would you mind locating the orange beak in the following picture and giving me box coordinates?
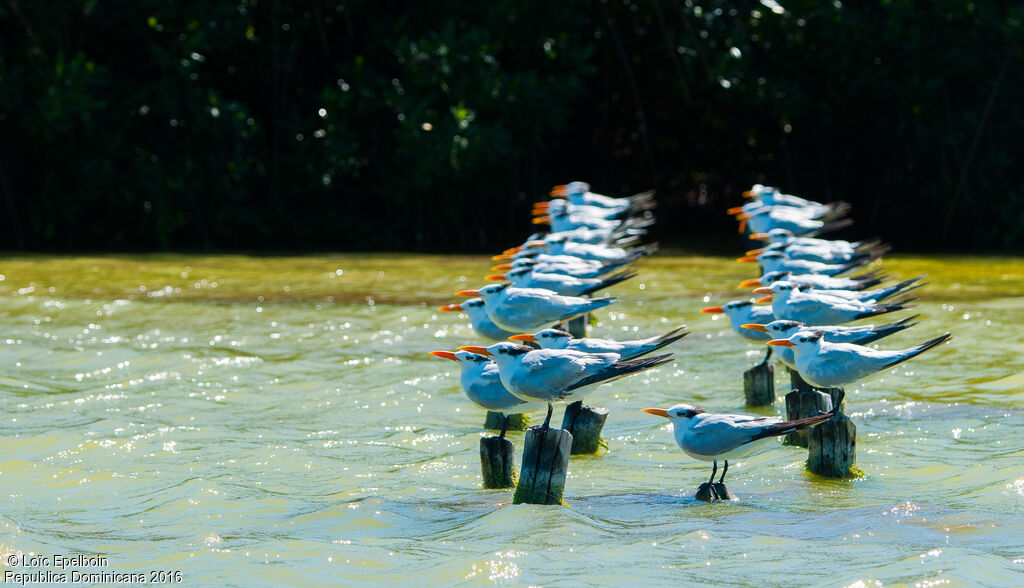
[738,278,763,288]
[736,212,750,221]
[454,290,480,297]
[752,287,773,295]
[749,233,770,241]
[502,247,521,256]
[492,255,512,262]
[742,190,756,199]
[767,339,794,348]
[438,303,463,312]
[745,248,765,256]
[737,255,759,263]
[641,408,671,418]
[740,324,769,333]
[429,351,459,361]
[756,296,773,304]
[525,241,546,248]
[738,219,747,234]
[700,306,724,314]
[508,334,537,342]
[457,345,493,356]
[532,216,550,225]
[726,206,745,216]
[491,264,512,271]
[550,185,568,197]
[484,274,507,281]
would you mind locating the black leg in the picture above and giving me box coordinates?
[758,346,773,366]
[499,413,509,439]
[541,403,553,429]
[718,460,728,484]
[707,459,718,485]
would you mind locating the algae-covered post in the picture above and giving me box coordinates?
[561,400,608,454]
[743,361,775,406]
[480,435,517,489]
[484,411,529,432]
[512,426,573,505]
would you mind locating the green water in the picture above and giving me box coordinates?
[1,253,1023,586]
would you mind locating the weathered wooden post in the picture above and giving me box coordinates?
[807,410,857,478]
[480,436,517,488]
[566,314,588,338]
[561,313,609,455]
[561,401,608,454]
[484,411,530,431]
[512,426,573,505]
[743,362,775,406]
[783,387,832,448]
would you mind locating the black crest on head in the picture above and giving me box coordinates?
[546,329,571,338]
[731,300,753,308]
[809,330,825,342]
[507,344,533,356]
[682,406,706,418]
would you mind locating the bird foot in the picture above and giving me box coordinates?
[695,482,737,502]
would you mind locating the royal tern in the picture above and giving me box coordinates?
[737,209,853,237]
[729,200,848,222]
[738,269,886,292]
[486,266,636,297]
[749,241,891,265]
[551,181,656,211]
[738,250,877,277]
[526,236,658,263]
[438,298,517,341]
[497,258,631,279]
[456,283,617,333]
[742,185,817,208]
[509,325,688,361]
[753,277,924,304]
[642,402,838,487]
[768,330,951,388]
[741,316,920,369]
[701,300,775,364]
[459,342,672,427]
[754,282,915,325]
[429,350,531,437]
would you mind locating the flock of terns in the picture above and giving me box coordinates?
[430,181,951,492]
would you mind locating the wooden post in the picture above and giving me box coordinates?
[743,362,775,406]
[480,436,517,489]
[566,314,588,338]
[783,389,832,447]
[807,411,857,478]
[512,426,573,505]
[561,400,608,454]
[483,411,530,431]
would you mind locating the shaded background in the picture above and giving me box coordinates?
[1,0,1021,253]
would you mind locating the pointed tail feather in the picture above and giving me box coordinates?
[881,333,952,371]
[582,270,637,296]
[749,402,840,441]
[807,218,854,237]
[855,299,917,320]
[874,275,927,302]
[851,314,921,345]
[566,353,673,392]
[622,326,690,360]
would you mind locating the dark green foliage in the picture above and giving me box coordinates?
[0,0,1021,251]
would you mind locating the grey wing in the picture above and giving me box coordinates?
[684,414,781,456]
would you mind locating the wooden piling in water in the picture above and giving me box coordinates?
[561,400,608,454]
[512,426,573,505]
[783,388,832,447]
[483,411,530,431]
[807,410,857,478]
[566,314,588,338]
[743,362,775,406]
[480,436,517,489]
